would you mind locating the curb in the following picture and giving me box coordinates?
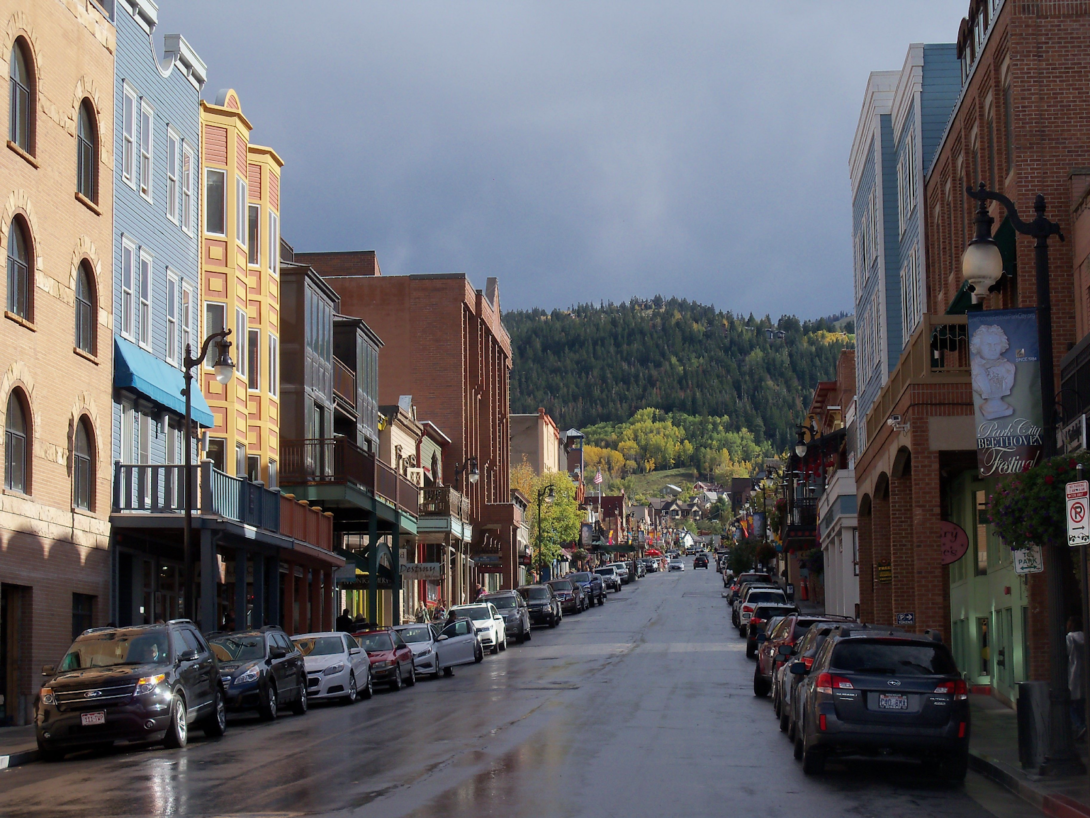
[0,748,39,769]
[970,750,1090,818]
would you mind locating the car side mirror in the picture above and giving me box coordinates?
[777,645,793,656]
[41,664,55,677]
[269,647,287,660]
[437,634,449,642]
[494,615,504,621]
[790,662,808,675]
[177,649,199,663]
[349,647,362,656]
[756,633,768,643]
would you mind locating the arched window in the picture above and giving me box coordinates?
[73,419,92,510]
[9,40,32,152]
[5,390,27,493]
[77,101,96,202]
[6,218,30,320]
[75,262,94,354]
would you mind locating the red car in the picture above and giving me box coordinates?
[753,613,854,698]
[352,627,417,690]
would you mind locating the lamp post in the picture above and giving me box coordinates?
[963,182,1079,776]
[453,456,479,491]
[535,485,555,581]
[182,329,235,624]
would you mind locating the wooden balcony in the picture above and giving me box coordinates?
[420,485,471,520]
[865,314,969,443]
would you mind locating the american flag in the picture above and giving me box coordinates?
[593,469,603,485]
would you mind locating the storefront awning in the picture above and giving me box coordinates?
[114,337,214,427]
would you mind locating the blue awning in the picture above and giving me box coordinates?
[114,337,215,427]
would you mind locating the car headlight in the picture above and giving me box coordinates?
[134,674,166,696]
[373,660,394,669]
[322,663,345,677]
[40,687,55,706]
[234,665,260,685]
[420,648,433,657]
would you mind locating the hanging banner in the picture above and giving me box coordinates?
[752,512,766,540]
[967,308,1044,478]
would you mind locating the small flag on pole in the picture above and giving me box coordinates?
[594,469,603,485]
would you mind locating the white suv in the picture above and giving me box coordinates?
[737,586,787,636]
[449,603,507,654]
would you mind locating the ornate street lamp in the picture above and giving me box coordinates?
[453,456,479,490]
[535,485,555,581]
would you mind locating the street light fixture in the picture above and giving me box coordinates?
[453,456,479,490]
[182,328,234,625]
[535,484,555,581]
[963,182,1077,776]
[962,194,1005,302]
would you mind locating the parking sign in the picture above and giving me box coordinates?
[1067,480,1090,546]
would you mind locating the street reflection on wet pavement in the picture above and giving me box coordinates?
[0,568,1044,817]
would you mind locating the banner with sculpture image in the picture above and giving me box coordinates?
[967,308,1044,477]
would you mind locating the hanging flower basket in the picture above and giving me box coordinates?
[989,452,1090,550]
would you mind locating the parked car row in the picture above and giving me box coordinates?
[740,604,971,781]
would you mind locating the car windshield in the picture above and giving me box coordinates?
[549,581,573,592]
[396,626,433,643]
[593,569,613,576]
[357,633,394,652]
[59,628,171,670]
[522,587,550,600]
[747,592,785,604]
[572,573,593,582]
[755,607,795,619]
[485,596,518,610]
[831,640,959,676]
[209,635,266,663]
[452,605,491,621]
[293,636,344,657]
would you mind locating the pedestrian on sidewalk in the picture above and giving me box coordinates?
[1068,615,1086,742]
[335,608,353,633]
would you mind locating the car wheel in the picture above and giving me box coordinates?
[793,726,804,760]
[524,626,531,642]
[391,663,403,691]
[548,615,557,629]
[203,685,227,737]
[36,740,65,762]
[443,666,455,677]
[406,663,417,686]
[361,671,374,699]
[944,748,969,782]
[344,673,358,704]
[475,644,484,663]
[779,706,790,733]
[499,636,507,652]
[259,683,279,721]
[802,738,826,775]
[745,641,756,659]
[290,682,308,715]
[164,693,188,748]
[753,667,769,698]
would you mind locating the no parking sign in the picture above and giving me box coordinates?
[1067,480,1090,547]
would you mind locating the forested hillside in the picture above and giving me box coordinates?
[506,298,852,453]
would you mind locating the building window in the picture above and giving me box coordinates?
[1004,82,1014,174]
[138,411,150,466]
[205,169,226,235]
[268,211,278,274]
[181,146,194,233]
[181,283,193,358]
[9,40,33,153]
[121,240,135,339]
[138,250,152,349]
[122,87,136,185]
[986,110,996,189]
[5,390,28,493]
[267,459,277,489]
[248,327,260,391]
[139,101,153,200]
[73,418,92,510]
[235,442,246,478]
[166,272,178,365]
[76,101,96,202]
[72,593,94,639]
[204,303,226,369]
[6,217,31,320]
[248,204,260,266]
[235,177,247,247]
[975,489,988,575]
[247,455,260,483]
[121,401,134,462]
[268,334,278,398]
[166,130,179,222]
[235,308,248,380]
[206,438,226,472]
[75,262,94,355]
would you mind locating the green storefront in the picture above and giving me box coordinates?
[946,471,1029,704]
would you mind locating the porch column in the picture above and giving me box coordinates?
[200,529,217,632]
[324,568,334,630]
[392,522,401,626]
[368,511,379,625]
[911,429,949,639]
[283,559,296,635]
[444,535,452,609]
[235,547,248,629]
[872,488,893,626]
[251,552,265,627]
[890,473,915,632]
[310,567,322,632]
[265,555,280,628]
[857,508,874,623]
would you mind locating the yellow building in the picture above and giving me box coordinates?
[199,89,282,484]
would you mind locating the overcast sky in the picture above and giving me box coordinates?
[157,1,967,319]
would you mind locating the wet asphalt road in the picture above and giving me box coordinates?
[0,562,1044,818]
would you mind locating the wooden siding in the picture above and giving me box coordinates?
[204,125,227,165]
[235,134,247,175]
[269,171,280,210]
[248,163,262,199]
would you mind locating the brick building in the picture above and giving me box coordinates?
[0,0,115,725]
[294,251,520,595]
[855,0,1090,702]
[511,408,560,475]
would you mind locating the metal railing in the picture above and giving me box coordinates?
[788,497,818,528]
[280,438,420,516]
[333,357,356,413]
[420,486,471,520]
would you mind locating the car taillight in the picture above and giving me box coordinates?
[742,604,753,613]
[816,672,853,694]
[802,657,814,670]
[935,679,969,701]
[750,617,764,626]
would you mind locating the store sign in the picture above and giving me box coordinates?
[967,309,1044,478]
[1067,481,1090,547]
[1013,544,1044,574]
[399,562,443,579]
[876,561,892,584]
[940,521,970,565]
[1061,414,1088,455]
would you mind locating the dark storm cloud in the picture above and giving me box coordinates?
[156,1,966,318]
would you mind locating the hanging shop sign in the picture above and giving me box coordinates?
[400,562,443,580]
[1013,544,1044,574]
[940,521,970,565]
[967,309,1044,478]
[876,561,893,584]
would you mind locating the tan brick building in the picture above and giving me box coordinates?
[0,0,115,725]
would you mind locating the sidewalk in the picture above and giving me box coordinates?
[0,724,38,769]
[969,694,1090,818]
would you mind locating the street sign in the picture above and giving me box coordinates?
[1013,545,1044,574]
[896,612,915,626]
[1067,480,1090,546]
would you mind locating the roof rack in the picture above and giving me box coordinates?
[167,619,195,625]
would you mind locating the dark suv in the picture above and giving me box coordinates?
[518,584,562,627]
[209,628,308,720]
[568,572,606,607]
[480,591,532,643]
[792,626,969,779]
[693,554,709,569]
[36,620,227,760]
[547,578,587,614]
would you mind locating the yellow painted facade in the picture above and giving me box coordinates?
[199,90,283,483]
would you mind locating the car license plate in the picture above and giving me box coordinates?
[81,711,106,726]
[879,693,908,711]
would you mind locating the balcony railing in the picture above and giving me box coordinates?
[280,494,334,552]
[280,438,420,517]
[788,497,818,528]
[333,357,356,414]
[865,314,969,444]
[420,485,471,520]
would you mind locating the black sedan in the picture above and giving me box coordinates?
[518,584,562,627]
[209,628,309,720]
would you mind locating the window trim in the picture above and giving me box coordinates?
[235,307,248,380]
[204,302,226,370]
[122,84,137,187]
[181,144,194,234]
[165,127,179,224]
[76,100,97,204]
[137,248,152,351]
[139,100,154,202]
[6,215,32,322]
[120,238,135,341]
[248,326,260,392]
[181,281,193,361]
[73,417,93,511]
[4,388,29,494]
[248,203,260,267]
[204,168,226,236]
[268,333,279,398]
[235,176,247,249]
[75,261,95,356]
[268,210,279,275]
[165,270,178,366]
[9,38,35,155]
